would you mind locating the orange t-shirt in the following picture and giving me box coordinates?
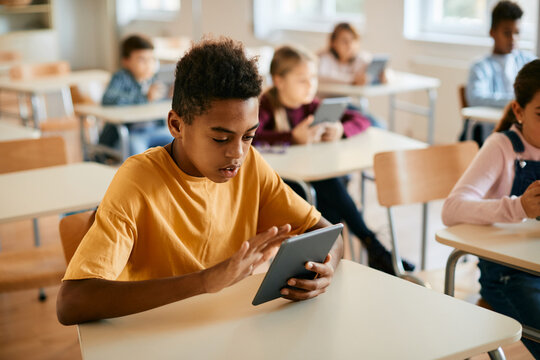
[64,146,320,281]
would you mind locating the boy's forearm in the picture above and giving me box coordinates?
[57,271,207,325]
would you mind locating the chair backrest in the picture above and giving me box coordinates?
[458,85,468,109]
[0,50,21,62]
[373,141,478,207]
[9,61,71,80]
[0,136,67,174]
[59,211,96,264]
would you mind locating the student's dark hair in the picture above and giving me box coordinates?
[329,22,360,61]
[121,35,154,59]
[491,1,523,30]
[495,59,540,132]
[172,37,262,124]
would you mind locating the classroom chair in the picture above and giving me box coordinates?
[0,137,69,301]
[373,141,478,284]
[0,50,21,62]
[59,210,95,264]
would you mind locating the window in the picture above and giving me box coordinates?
[254,0,364,39]
[404,0,538,48]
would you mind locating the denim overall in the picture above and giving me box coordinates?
[478,130,540,358]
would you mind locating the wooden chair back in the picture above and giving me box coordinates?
[374,141,478,207]
[458,85,468,109]
[59,211,96,264]
[9,61,70,80]
[0,136,67,174]
[0,50,21,62]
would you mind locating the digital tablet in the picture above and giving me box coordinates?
[365,55,389,85]
[311,97,350,126]
[252,223,344,306]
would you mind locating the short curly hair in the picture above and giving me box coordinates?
[172,37,262,124]
[491,1,523,30]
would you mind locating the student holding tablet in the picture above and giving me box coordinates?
[318,22,387,86]
[256,45,415,275]
[56,38,343,325]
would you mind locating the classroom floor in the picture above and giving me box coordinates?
[0,119,534,360]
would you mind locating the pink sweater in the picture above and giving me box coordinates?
[442,125,540,226]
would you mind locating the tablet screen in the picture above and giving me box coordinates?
[252,223,343,306]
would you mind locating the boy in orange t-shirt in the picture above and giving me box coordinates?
[57,38,343,325]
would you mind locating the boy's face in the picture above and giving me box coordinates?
[169,98,259,183]
[122,49,157,82]
[490,20,520,55]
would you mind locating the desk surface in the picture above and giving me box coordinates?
[78,260,521,360]
[0,121,40,141]
[0,162,116,223]
[436,220,540,275]
[318,71,440,97]
[461,107,503,124]
[75,101,171,124]
[0,70,110,94]
[261,127,426,182]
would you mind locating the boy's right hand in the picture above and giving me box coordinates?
[521,180,540,218]
[201,224,292,293]
[291,115,325,144]
[147,82,166,102]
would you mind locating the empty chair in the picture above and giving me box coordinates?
[59,210,96,264]
[373,141,478,284]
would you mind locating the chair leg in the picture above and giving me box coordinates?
[487,347,506,360]
[33,218,47,301]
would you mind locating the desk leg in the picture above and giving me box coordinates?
[421,203,428,270]
[443,248,466,296]
[116,124,130,161]
[427,88,437,145]
[29,93,45,129]
[17,93,30,127]
[78,114,89,161]
[388,94,396,132]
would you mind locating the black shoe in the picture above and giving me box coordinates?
[365,238,416,275]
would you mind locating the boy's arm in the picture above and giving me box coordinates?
[280,216,344,301]
[57,225,292,325]
[102,71,148,106]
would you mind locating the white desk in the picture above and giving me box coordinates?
[436,220,540,343]
[0,121,40,141]
[78,260,521,360]
[0,162,116,224]
[461,106,503,124]
[0,70,111,127]
[75,101,171,161]
[318,71,440,144]
[261,127,426,204]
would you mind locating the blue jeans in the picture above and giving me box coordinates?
[129,125,173,156]
[478,260,540,358]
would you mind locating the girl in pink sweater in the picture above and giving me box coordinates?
[442,59,540,358]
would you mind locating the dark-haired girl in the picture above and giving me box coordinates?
[443,59,540,358]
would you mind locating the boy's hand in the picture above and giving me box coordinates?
[201,224,292,293]
[520,180,540,218]
[321,122,344,142]
[292,115,325,144]
[147,82,166,102]
[280,254,334,301]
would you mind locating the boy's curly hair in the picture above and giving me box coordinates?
[172,37,262,124]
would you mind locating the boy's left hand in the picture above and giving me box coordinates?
[321,122,344,142]
[280,254,334,301]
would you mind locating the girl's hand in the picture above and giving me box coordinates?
[321,122,344,142]
[291,115,325,144]
[353,71,367,86]
[379,69,388,84]
[520,180,540,218]
[201,225,292,293]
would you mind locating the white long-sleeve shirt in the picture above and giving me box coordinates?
[442,125,539,226]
